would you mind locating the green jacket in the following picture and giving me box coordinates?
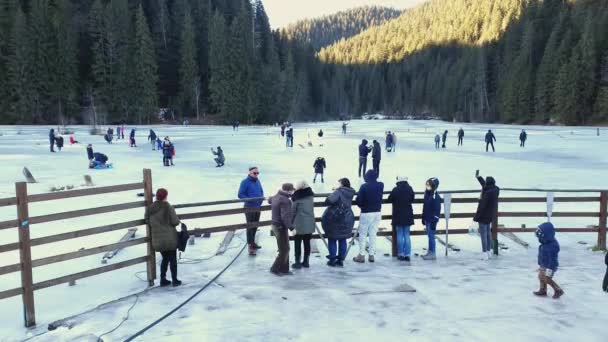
[291,188,316,235]
[145,201,180,252]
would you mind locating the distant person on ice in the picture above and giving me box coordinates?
[322,178,355,267]
[317,129,324,146]
[148,129,157,150]
[238,167,264,255]
[422,178,441,260]
[520,129,527,147]
[69,136,78,145]
[313,156,326,183]
[442,130,448,148]
[434,133,440,150]
[353,170,384,264]
[291,180,315,269]
[372,140,381,176]
[89,152,110,169]
[387,176,415,262]
[268,183,294,276]
[146,188,181,287]
[55,135,64,152]
[391,132,397,151]
[458,128,464,146]
[86,144,94,161]
[534,222,564,299]
[107,127,113,142]
[162,137,174,166]
[49,128,55,152]
[286,127,294,147]
[342,122,348,134]
[386,131,394,152]
[129,128,137,147]
[156,137,162,151]
[358,139,372,177]
[211,146,225,167]
[485,129,496,152]
[474,170,499,260]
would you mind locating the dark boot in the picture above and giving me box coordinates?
[292,254,302,269]
[160,279,171,287]
[336,258,344,267]
[327,258,337,267]
[302,255,310,268]
[172,279,182,287]
[248,244,257,256]
[552,288,564,299]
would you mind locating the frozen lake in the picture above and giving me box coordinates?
[0,120,607,341]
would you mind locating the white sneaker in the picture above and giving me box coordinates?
[481,252,489,261]
[487,251,493,259]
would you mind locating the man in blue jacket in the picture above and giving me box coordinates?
[422,178,442,260]
[238,167,265,255]
[534,222,564,299]
[353,170,384,263]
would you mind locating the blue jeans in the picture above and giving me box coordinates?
[426,223,436,253]
[328,238,347,260]
[395,225,411,257]
[479,223,492,252]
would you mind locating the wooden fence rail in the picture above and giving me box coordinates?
[0,169,605,329]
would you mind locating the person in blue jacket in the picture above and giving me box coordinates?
[534,222,564,299]
[421,177,441,260]
[238,167,265,255]
[353,170,384,263]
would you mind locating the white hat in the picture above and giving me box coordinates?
[295,180,309,190]
[396,176,408,183]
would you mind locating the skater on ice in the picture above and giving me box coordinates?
[353,170,384,264]
[55,135,64,152]
[534,222,564,299]
[211,146,225,167]
[268,183,295,276]
[148,129,157,150]
[372,140,382,176]
[421,178,441,260]
[313,156,326,183]
[286,127,294,147]
[434,133,440,150]
[442,130,448,148]
[322,178,355,267]
[129,128,137,147]
[156,137,162,151]
[473,170,499,260]
[49,128,56,152]
[146,188,182,287]
[238,167,264,255]
[291,180,315,269]
[106,127,113,142]
[358,139,372,177]
[162,137,174,166]
[385,131,394,152]
[86,144,94,161]
[520,129,527,147]
[342,122,348,134]
[485,129,496,152]
[387,176,415,262]
[458,128,464,146]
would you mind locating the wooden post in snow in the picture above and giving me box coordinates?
[16,182,36,327]
[143,169,156,286]
[598,191,607,250]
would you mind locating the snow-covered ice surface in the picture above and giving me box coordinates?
[1,121,607,341]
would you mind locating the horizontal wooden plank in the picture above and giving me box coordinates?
[32,256,148,291]
[0,219,18,230]
[27,182,144,203]
[0,242,20,254]
[29,201,145,225]
[31,237,147,268]
[30,219,146,247]
[498,228,598,233]
[0,263,21,276]
[0,196,17,208]
[293,229,471,240]
[497,212,599,218]
[0,287,23,300]
[178,206,271,220]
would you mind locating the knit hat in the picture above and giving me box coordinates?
[396,176,408,183]
[295,180,309,190]
[156,188,168,202]
[282,183,295,192]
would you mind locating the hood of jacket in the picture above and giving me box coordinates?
[426,177,439,192]
[337,186,356,200]
[361,139,368,145]
[536,222,556,244]
[485,177,496,187]
[292,187,314,201]
[364,170,379,183]
[148,201,170,216]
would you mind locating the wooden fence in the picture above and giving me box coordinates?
[0,168,606,328]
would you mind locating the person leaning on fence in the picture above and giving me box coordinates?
[353,170,384,264]
[422,178,441,260]
[322,178,356,267]
[387,176,415,262]
[534,222,564,299]
[238,166,264,255]
[291,180,315,269]
[603,252,608,292]
[474,170,500,260]
[268,183,295,276]
[145,188,182,287]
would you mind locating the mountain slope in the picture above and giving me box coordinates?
[281,6,402,51]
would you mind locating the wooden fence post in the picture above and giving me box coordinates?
[16,182,35,327]
[598,191,607,250]
[143,169,156,286]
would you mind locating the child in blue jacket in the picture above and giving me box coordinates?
[534,222,564,299]
[421,177,441,260]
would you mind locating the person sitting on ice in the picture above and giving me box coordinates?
[534,222,564,299]
[211,146,225,167]
[313,157,326,183]
[89,152,111,169]
[69,136,79,145]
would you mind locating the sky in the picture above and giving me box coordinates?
[263,0,429,28]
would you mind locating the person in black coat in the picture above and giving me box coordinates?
[55,135,64,152]
[442,130,448,148]
[49,129,55,152]
[129,129,136,147]
[474,170,500,259]
[485,130,496,152]
[371,140,381,176]
[458,128,464,146]
[520,130,527,147]
[358,139,372,177]
[313,157,326,183]
[148,130,158,150]
[162,137,174,166]
[86,144,94,161]
[387,176,415,261]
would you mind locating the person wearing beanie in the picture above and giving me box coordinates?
[387,176,415,261]
[238,167,265,255]
[353,170,384,263]
[474,170,500,260]
[313,157,326,183]
[145,188,182,287]
[291,180,315,269]
[421,177,442,260]
[268,183,295,276]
